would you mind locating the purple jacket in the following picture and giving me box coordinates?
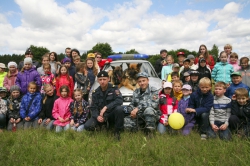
[15,67,41,95]
[177,97,195,125]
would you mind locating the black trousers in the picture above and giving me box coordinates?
[85,106,124,131]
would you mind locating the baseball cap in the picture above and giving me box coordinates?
[177,52,185,56]
[187,54,195,59]
[190,70,199,76]
[172,63,180,68]
[163,82,172,88]
[183,58,191,63]
[182,84,192,90]
[0,63,7,69]
[137,72,149,79]
[87,53,95,58]
[199,58,206,63]
[183,72,190,77]
[231,72,241,77]
[160,49,167,54]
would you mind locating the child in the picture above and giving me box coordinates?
[0,87,8,132]
[73,56,81,66]
[86,58,98,87]
[211,51,234,84]
[187,77,213,140]
[49,52,61,75]
[207,82,232,140]
[62,57,76,83]
[161,55,174,81]
[177,52,185,67]
[197,58,211,80]
[40,64,56,94]
[225,72,249,98]
[224,44,233,61]
[38,84,58,130]
[187,54,198,70]
[238,57,250,87]
[157,82,178,134]
[52,85,73,132]
[6,85,23,131]
[183,72,190,84]
[20,82,42,129]
[15,57,41,95]
[166,63,180,82]
[0,63,7,87]
[229,52,240,71]
[56,65,74,97]
[3,61,18,91]
[173,80,183,101]
[180,58,191,81]
[37,54,56,75]
[170,72,180,82]
[74,62,90,101]
[188,70,200,92]
[70,89,89,132]
[229,88,250,137]
[177,84,194,135]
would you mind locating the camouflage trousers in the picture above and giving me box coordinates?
[124,107,158,131]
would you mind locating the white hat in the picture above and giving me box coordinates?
[182,84,192,90]
[0,63,6,68]
[8,61,17,68]
[24,57,32,65]
[163,82,172,88]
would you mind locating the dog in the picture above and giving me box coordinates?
[108,64,123,87]
[121,63,142,90]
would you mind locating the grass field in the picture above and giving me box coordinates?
[1,129,250,166]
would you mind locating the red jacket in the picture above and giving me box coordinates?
[159,91,178,124]
[56,75,74,97]
[194,55,215,70]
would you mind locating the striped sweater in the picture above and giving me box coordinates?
[209,95,231,125]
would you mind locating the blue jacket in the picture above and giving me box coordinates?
[211,62,234,84]
[20,92,42,120]
[188,89,214,116]
[15,67,41,95]
[225,82,250,98]
[178,97,195,125]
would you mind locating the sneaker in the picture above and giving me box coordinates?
[201,134,207,140]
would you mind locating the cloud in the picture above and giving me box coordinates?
[0,0,249,57]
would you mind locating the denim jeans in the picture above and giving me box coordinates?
[195,112,209,134]
[23,120,39,129]
[7,120,23,131]
[55,124,70,133]
[71,124,85,132]
[40,119,54,130]
[0,113,6,129]
[207,121,232,140]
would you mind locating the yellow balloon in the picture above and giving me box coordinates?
[168,113,185,129]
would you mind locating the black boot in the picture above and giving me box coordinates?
[114,131,121,141]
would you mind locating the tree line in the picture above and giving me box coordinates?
[0,43,219,66]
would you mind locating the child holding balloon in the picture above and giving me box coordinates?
[157,82,178,134]
[177,84,195,135]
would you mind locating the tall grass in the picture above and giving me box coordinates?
[1,129,250,166]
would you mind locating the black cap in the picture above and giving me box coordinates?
[97,71,109,78]
[25,48,32,55]
[160,49,167,54]
[190,70,199,76]
[199,58,206,63]
[183,58,191,63]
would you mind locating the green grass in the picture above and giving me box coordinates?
[1,129,250,166]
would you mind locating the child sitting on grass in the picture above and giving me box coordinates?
[7,85,23,131]
[52,85,73,132]
[186,77,213,140]
[0,87,8,132]
[229,88,250,137]
[208,82,232,140]
[177,84,195,135]
[158,82,178,134]
[70,89,89,132]
[20,82,42,129]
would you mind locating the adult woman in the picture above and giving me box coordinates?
[49,52,61,75]
[194,44,215,70]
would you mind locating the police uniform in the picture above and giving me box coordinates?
[124,72,160,131]
[84,71,124,133]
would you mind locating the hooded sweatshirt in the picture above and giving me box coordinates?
[197,59,211,80]
[3,70,18,91]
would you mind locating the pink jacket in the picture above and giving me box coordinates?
[3,71,18,90]
[52,97,73,126]
[229,62,241,72]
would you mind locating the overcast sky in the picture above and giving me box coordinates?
[0,0,250,57]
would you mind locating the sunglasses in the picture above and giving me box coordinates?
[96,56,102,58]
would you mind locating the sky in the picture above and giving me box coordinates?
[0,0,250,57]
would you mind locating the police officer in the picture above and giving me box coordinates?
[124,72,160,134]
[18,48,40,71]
[84,71,124,140]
